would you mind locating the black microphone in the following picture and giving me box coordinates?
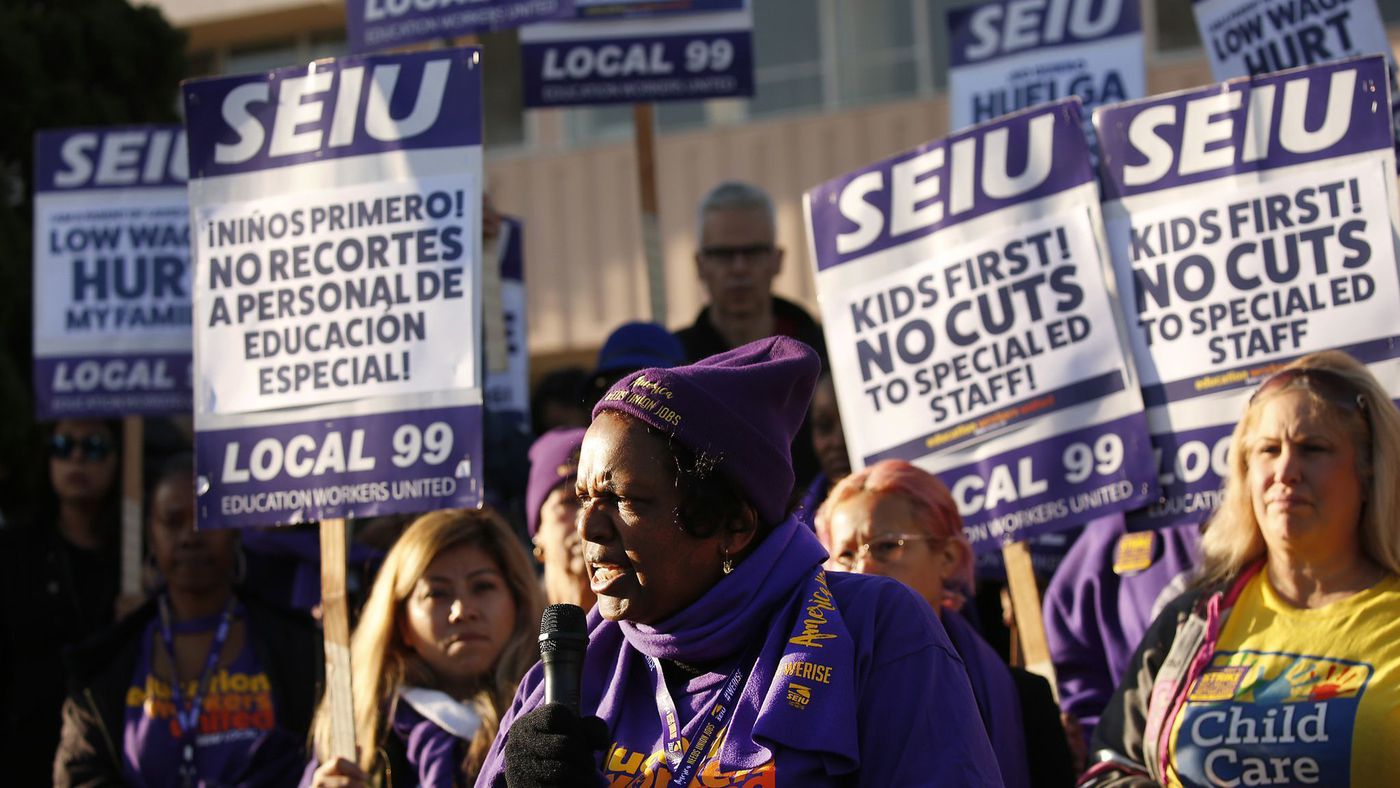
[539,603,588,713]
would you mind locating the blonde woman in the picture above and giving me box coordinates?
[1085,350,1400,786]
[306,508,543,787]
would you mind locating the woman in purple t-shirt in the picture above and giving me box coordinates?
[306,508,543,787]
[55,454,320,787]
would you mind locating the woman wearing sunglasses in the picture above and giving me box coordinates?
[1084,350,1400,787]
[0,419,123,784]
[817,459,1075,788]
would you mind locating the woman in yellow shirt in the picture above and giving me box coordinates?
[1084,350,1400,787]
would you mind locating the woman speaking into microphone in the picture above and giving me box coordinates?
[476,337,1001,786]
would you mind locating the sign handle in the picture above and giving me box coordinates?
[1001,540,1059,702]
[120,416,144,596]
[633,102,667,325]
[320,517,357,761]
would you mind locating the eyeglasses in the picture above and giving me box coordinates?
[1250,367,1369,418]
[831,533,940,571]
[698,244,776,264]
[49,433,113,462]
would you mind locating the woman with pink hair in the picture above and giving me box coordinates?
[817,459,1074,788]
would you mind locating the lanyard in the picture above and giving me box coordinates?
[157,594,236,788]
[644,653,750,788]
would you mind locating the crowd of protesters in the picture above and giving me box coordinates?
[2,180,1397,786]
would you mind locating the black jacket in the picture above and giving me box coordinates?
[0,523,119,786]
[54,590,322,787]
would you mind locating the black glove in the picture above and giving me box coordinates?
[503,703,609,787]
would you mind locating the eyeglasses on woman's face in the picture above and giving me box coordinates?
[831,533,940,571]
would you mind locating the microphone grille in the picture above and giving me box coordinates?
[538,603,587,654]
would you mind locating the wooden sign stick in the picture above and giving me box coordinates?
[120,415,144,596]
[1002,539,1059,702]
[320,517,357,761]
[633,102,667,325]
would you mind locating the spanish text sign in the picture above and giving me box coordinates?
[32,125,193,420]
[805,100,1156,552]
[947,0,1145,132]
[345,0,573,55]
[1094,56,1400,526]
[1193,0,1400,167]
[183,48,486,528]
[519,0,753,107]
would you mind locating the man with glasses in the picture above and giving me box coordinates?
[678,181,827,490]
[678,181,825,362]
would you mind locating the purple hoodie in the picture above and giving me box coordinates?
[1042,514,1202,737]
[475,515,1002,786]
[943,611,1030,788]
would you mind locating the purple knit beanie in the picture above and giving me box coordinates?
[525,427,586,538]
[591,336,820,525]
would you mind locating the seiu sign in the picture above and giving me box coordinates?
[35,127,187,192]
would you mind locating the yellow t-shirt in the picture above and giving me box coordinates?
[1167,571,1400,787]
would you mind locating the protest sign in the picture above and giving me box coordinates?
[519,0,753,107]
[183,47,486,529]
[32,126,192,420]
[1095,56,1400,528]
[805,99,1156,553]
[346,0,572,54]
[483,216,530,423]
[947,0,1145,146]
[1194,0,1400,165]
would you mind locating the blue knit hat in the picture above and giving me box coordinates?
[525,427,586,537]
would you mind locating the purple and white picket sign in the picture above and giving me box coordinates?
[182,47,486,528]
[32,125,193,420]
[483,216,530,424]
[804,99,1156,553]
[1094,56,1400,529]
[519,0,753,107]
[947,0,1144,140]
[573,0,742,19]
[346,0,573,55]
[1193,0,1400,169]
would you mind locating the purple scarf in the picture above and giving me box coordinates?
[520,515,863,772]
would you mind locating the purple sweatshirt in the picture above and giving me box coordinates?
[475,515,1002,786]
[298,694,473,787]
[122,612,284,787]
[943,611,1030,788]
[1041,514,1201,736]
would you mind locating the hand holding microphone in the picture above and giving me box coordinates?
[504,604,607,787]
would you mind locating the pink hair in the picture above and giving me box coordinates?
[815,459,974,603]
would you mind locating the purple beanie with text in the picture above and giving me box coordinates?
[525,427,586,538]
[591,336,820,525]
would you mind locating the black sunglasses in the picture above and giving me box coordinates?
[49,433,114,462]
[1250,367,1369,418]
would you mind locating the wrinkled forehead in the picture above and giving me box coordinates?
[54,419,112,439]
[578,412,674,486]
[1247,386,1362,439]
[700,204,775,243]
[828,491,921,542]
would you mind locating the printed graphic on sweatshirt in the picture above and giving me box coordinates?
[603,731,775,787]
[126,668,276,746]
[1174,649,1369,787]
